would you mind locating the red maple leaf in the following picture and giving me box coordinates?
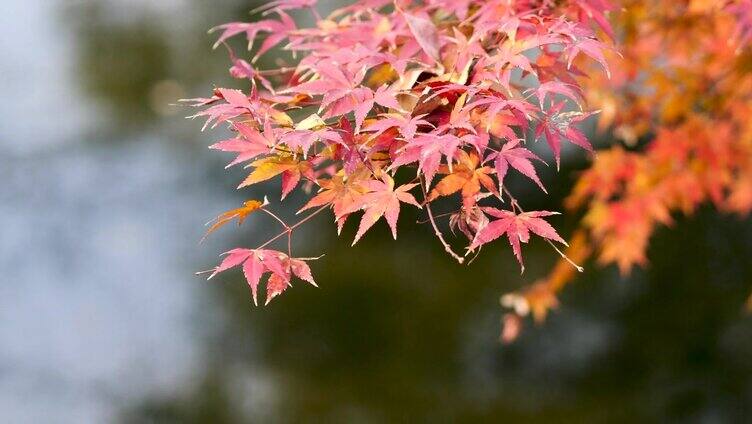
[535,101,595,167]
[469,209,566,272]
[492,140,547,193]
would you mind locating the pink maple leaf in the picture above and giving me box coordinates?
[208,248,317,305]
[343,175,421,245]
[492,140,547,193]
[469,209,566,272]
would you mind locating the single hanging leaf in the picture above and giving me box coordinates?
[202,199,266,241]
[469,209,566,272]
[207,248,319,306]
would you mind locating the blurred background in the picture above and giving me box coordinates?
[2,0,752,422]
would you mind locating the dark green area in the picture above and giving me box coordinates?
[123,208,752,423]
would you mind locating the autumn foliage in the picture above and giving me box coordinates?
[502,0,752,338]
[188,0,752,334]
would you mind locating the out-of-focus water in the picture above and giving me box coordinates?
[2,1,752,423]
[0,1,237,422]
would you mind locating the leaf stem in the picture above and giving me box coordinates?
[545,239,584,273]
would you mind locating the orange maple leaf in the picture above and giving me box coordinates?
[427,150,497,209]
[238,155,297,187]
[298,169,371,233]
[239,155,312,199]
[202,199,266,241]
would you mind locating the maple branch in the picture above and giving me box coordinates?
[260,208,290,230]
[420,176,465,264]
[260,208,294,259]
[256,206,328,251]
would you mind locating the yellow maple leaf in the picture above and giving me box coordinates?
[202,199,266,241]
[239,156,301,188]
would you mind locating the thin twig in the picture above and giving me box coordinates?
[420,176,465,264]
[256,206,328,251]
[416,210,456,224]
[260,208,293,260]
[260,208,290,230]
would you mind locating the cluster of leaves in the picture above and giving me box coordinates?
[502,0,752,340]
[189,0,613,304]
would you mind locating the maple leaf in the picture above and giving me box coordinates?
[492,140,547,193]
[298,170,370,233]
[239,155,313,197]
[208,248,254,280]
[449,205,489,241]
[352,85,404,130]
[535,101,595,167]
[401,10,441,64]
[391,132,464,186]
[210,20,277,50]
[571,0,616,39]
[469,209,566,272]
[253,11,296,61]
[342,174,421,245]
[202,199,266,241]
[209,248,317,305]
[427,151,498,210]
[210,121,274,168]
[529,81,582,108]
[253,0,317,15]
[465,93,533,139]
[557,22,612,78]
[186,88,251,130]
[223,45,275,91]
[287,64,368,121]
[331,117,366,174]
[280,116,343,157]
[280,162,314,200]
[446,27,486,72]
[362,113,432,141]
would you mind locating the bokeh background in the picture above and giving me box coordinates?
[2,1,752,422]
